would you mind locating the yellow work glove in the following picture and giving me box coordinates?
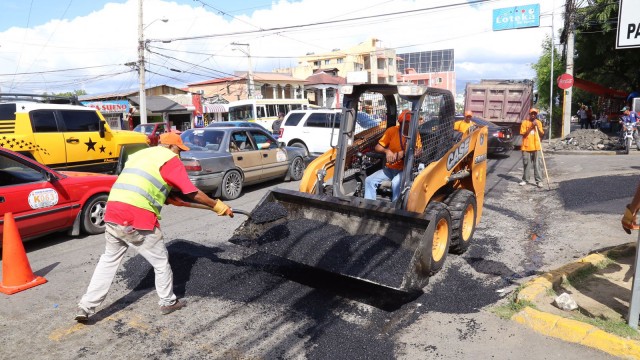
[212,200,232,217]
[622,205,639,234]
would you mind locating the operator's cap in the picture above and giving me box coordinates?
[621,106,630,112]
[464,110,473,118]
[529,108,539,114]
[398,109,412,122]
[160,132,190,151]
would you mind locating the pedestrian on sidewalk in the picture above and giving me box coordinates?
[272,112,284,135]
[75,132,233,322]
[519,108,544,188]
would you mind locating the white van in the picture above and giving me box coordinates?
[279,109,382,157]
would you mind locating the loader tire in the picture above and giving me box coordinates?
[424,202,451,276]
[445,189,477,255]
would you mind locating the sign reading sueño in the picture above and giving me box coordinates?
[557,73,574,90]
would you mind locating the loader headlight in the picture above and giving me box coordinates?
[398,84,425,96]
[339,85,353,95]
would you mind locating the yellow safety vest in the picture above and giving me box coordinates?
[108,146,177,219]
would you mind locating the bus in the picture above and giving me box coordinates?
[227,98,310,129]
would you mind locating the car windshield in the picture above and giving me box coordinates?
[133,124,155,135]
[181,129,225,151]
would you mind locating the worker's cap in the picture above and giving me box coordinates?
[529,108,539,114]
[621,106,630,112]
[398,109,412,122]
[464,110,473,118]
[159,132,190,151]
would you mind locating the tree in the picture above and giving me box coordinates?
[49,90,87,98]
[532,36,565,138]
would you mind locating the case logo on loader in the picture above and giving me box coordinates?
[447,137,470,171]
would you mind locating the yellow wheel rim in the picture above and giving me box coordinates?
[461,203,475,242]
[432,218,449,262]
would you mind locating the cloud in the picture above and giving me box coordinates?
[0,0,558,94]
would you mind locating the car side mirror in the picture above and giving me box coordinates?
[41,169,53,182]
[99,120,106,138]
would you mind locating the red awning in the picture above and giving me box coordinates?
[573,77,627,99]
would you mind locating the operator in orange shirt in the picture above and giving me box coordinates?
[519,108,544,188]
[455,110,476,134]
[364,109,422,202]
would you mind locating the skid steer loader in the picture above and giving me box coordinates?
[231,84,488,293]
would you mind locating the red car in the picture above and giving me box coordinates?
[0,148,117,242]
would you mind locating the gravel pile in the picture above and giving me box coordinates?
[251,218,414,288]
[548,129,622,151]
[250,201,288,224]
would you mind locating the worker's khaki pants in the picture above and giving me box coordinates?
[78,223,177,314]
[521,150,542,184]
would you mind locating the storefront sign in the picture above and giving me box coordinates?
[81,100,129,114]
[492,4,540,31]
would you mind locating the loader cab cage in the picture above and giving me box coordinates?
[0,93,82,105]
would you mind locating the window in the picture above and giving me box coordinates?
[337,58,344,64]
[229,105,253,121]
[230,131,254,151]
[59,110,101,132]
[313,61,320,67]
[305,113,330,128]
[266,104,278,117]
[31,110,58,132]
[388,58,394,66]
[283,112,305,126]
[250,130,277,149]
[0,153,46,186]
[256,106,266,118]
[0,104,16,121]
[324,59,330,65]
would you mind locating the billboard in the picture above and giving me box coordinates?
[493,4,540,31]
[617,0,640,49]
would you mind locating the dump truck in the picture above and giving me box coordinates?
[464,79,534,147]
[231,84,488,293]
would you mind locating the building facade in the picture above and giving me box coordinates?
[396,49,456,97]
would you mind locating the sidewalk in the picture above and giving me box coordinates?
[510,241,640,359]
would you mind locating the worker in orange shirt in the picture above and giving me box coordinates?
[519,108,544,188]
[455,110,476,134]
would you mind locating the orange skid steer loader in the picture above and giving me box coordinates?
[231,84,488,293]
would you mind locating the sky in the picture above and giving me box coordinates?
[0,0,564,95]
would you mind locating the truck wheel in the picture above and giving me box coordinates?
[288,157,305,181]
[221,170,243,200]
[423,202,451,276]
[445,189,477,254]
[81,194,108,234]
[290,142,309,157]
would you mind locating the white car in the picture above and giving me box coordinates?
[278,109,381,156]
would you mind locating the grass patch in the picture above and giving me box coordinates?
[573,309,639,339]
[492,285,537,319]
[565,257,615,287]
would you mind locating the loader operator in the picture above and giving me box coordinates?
[455,111,476,134]
[364,109,421,202]
[75,132,233,322]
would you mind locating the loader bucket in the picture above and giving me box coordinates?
[230,188,437,293]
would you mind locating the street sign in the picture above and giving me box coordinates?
[492,4,540,31]
[557,73,574,90]
[617,0,640,49]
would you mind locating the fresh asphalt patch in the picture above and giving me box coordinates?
[558,174,639,214]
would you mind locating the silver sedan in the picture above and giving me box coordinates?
[179,126,306,200]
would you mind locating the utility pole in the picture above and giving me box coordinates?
[231,42,254,99]
[138,0,147,124]
[561,0,576,137]
[549,3,555,142]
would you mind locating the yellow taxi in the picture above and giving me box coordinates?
[0,94,148,173]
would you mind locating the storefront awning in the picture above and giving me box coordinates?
[128,95,188,112]
[204,104,228,113]
[573,77,627,99]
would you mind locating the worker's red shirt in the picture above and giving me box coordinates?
[104,156,199,230]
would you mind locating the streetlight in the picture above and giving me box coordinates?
[138,0,168,124]
[231,42,255,99]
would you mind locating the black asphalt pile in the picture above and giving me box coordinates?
[250,201,288,224]
[548,129,621,151]
[251,218,414,289]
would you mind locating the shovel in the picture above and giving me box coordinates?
[167,196,251,219]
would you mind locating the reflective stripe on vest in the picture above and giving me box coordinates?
[107,146,177,218]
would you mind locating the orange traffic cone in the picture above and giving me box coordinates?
[0,213,47,295]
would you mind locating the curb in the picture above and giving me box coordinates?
[511,248,640,359]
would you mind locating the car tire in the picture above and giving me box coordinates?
[81,194,108,235]
[221,170,243,200]
[444,189,477,254]
[290,142,309,157]
[288,157,305,181]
